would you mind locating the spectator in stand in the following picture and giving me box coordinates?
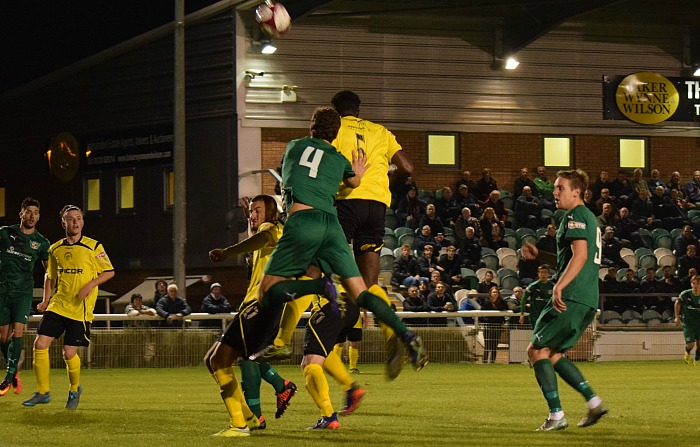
[533,166,555,210]
[674,225,699,257]
[514,167,539,200]
[600,266,620,294]
[601,226,628,269]
[681,267,698,290]
[418,204,445,236]
[435,187,460,226]
[685,171,700,209]
[476,270,498,296]
[391,244,422,288]
[592,170,614,201]
[678,245,700,279]
[480,286,507,363]
[438,245,462,287]
[479,207,504,250]
[125,293,157,328]
[670,189,690,224]
[156,284,192,328]
[515,186,542,231]
[401,285,428,326]
[536,223,557,254]
[630,168,649,199]
[426,282,457,326]
[416,244,440,281]
[418,279,430,301]
[597,203,619,230]
[669,172,689,205]
[584,189,599,215]
[395,185,425,229]
[456,170,478,196]
[612,268,639,313]
[453,207,481,242]
[595,188,618,216]
[615,207,646,250]
[482,190,509,228]
[434,231,453,250]
[648,169,669,196]
[427,270,448,295]
[390,175,417,209]
[651,185,681,230]
[639,267,662,311]
[414,225,440,255]
[659,265,683,312]
[504,286,523,313]
[200,282,233,329]
[152,279,168,307]
[631,188,659,230]
[455,184,482,217]
[476,168,498,202]
[459,227,482,270]
[489,225,509,251]
[611,171,634,209]
[618,269,640,294]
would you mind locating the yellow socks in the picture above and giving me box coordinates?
[349,346,359,370]
[304,363,333,416]
[274,294,314,347]
[213,367,247,428]
[33,348,50,394]
[64,354,81,392]
[323,351,354,391]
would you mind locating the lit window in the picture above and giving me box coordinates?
[619,138,647,169]
[118,174,134,211]
[427,133,459,167]
[86,178,101,212]
[543,136,572,168]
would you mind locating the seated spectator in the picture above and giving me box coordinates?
[601,226,629,269]
[595,188,618,216]
[476,270,498,301]
[658,265,682,312]
[459,227,482,270]
[618,268,640,293]
[475,168,498,202]
[418,203,445,237]
[611,170,634,209]
[674,225,699,257]
[631,188,655,225]
[648,169,669,196]
[630,168,649,199]
[592,170,613,201]
[651,185,682,230]
[428,270,449,294]
[458,289,481,324]
[125,293,157,328]
[455,184,482,217]
[489,224,509,251]
[151,279,168,307]
[482,190,509,228]
[686,170,700,209]
[584,189,598,215]
[479,207,505,250]
[453,207,481,242]
[434,231,453,250]
[392,243,422,288]
[438,245,462,287]
[156,284,192,328]
[435,186,460,226]
[416,244,440,282]
[612,268,640,313]
[390,174,417,210]
[395,185,425,229]
[504,286,523,313]
[418,279,431,301]
[401,285,428,325]
[597,202,619,230]
[639,267,660,293]
[200,282,232,329]
[414,225,440,255]
[533,166,555,210]
[426,281,457,325]
[616,207,646,249]
[480,286,507,363]
[536,223,557,254]
[681,268,698,290]
[600,266,620,294]
[514,186,542,231]
[455,170,478,196]
[670,189,690,224]
[669,172,689,205]
[677,244,700,279]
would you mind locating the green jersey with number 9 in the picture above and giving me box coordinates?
[556,204,601,308]
[281,137,355,215]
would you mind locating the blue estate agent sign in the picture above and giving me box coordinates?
[603,71,700,125]
[81,126,174,169]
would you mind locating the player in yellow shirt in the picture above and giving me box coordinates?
[205,195,296,437]
[23,205,115,410]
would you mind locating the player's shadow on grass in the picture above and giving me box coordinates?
[18,409,97,426]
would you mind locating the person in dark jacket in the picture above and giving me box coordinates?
[392,244,422,288]
[200,282,232,328]
[156,284,192,328]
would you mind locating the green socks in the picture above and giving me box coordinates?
[259,362,285,393]
[239,360,262,417]
[553,357,596,401]
[6,337,22,378]
[533,359,562,413]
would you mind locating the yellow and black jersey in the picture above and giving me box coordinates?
[241,221,283,306]
[333,116,402,206]
[46,235,114,322]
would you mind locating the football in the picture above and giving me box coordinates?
[255,0,291,37]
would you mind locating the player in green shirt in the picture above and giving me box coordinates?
[256,107,427,377]
[0,198,50,396]
[519,264,554,326]
[674,275,700,365]
[521,169,607,431]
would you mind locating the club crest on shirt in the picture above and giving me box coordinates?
[567,221,586,230]
[31,241,39,249]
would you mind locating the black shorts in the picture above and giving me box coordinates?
[37,311,91,347]
[219,301,282,357]
[336,199,386,256]
[304,299,360,357]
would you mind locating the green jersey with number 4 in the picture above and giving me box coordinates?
[556,204,601,309]
[281,136,355,215]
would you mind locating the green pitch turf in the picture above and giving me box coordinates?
[0,360,695,447]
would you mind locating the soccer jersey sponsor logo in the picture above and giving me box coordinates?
[95,251,106,259]
[242,305,259,319]
[58,268,84,274]
[567,221,586,230]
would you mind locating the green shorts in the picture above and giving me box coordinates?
[531,300,596,352]
[264,209,361,279]
[682,323,700,343]
[0,287,33,326]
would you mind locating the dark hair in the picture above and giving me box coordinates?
[21,197,40,210]
[310,107,340,141]
[251,194,279,223]
[155,280,168,290]
[330,90,360,117]
[130,293,143,304]
[60,204,83,218]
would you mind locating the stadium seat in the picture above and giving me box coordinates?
[380,247,393,257]
[620,247,634,258]
[500,254,519,270]
[652,228,672,249]
[460,268,479,289]
[496,267,517,281]
[600,310,623,325]
[393,247,403,259]
[434,189,443,200]
[443,227,455,240]
[481,253,499,271]
[519,234,537,247]
[380,254,394,271]
[540,208,554,222]
[598,267,609,281]
[383,234,398,250]
[638,228,653,249]
[622,254,638,271]
[385,214,399,229]
[654,247,674,261]
[642,309,663,326]
[385,227,395,235]
[688,209,700,220]
[616,267,628,280]
[621,309,643,325]
[515,228,536,240]
[503,232,517,250]
[536,227,547,238]
[394,227,413,239]
[500,275,520,290]
[638,254,657,269]
[398,233,415,248]
[553,209,566,224]
[500,190,513,209]
[670,227,683,241]
[481,247,497,257]
[476,267,499,285]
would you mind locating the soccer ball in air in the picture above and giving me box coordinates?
[255,0,291,37]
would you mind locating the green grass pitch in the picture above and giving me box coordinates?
[0,360,695,447]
